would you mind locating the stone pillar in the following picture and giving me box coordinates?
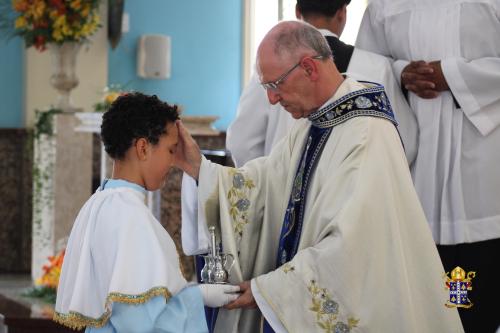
[32,112,93,282]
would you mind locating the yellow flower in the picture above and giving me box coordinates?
[70,0,82,10]
[105,91,121,104]
[53,14,66,28]
[14,16,27,29]
[52,29,63,41]
[61,23,72,36]
[28,0,46,20]
[81,4,90,18]
[49,9,59,20]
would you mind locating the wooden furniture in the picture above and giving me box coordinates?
[0,294,74,333]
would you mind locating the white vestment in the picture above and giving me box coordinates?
[55,184,204,330]
[184,79,463,333]
[356,0,500,244]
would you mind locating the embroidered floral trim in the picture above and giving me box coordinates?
[53,286,172,330]
[308,280,359,333]
[282,263,295,274]
[308,82,396,130]
[226,169,255,238]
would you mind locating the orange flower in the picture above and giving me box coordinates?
[36,249,65,289]
[13,0,29,12]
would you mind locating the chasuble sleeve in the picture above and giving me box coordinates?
[252,117,463,332]
[197,159,277,282]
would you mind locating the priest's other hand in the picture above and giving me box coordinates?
[401,61,440,99]
[174,120,202,180]
[198,283,241,308]
[224,280,257,310]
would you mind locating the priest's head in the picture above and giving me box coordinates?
[101,92,180,191]
[256,21,344,119]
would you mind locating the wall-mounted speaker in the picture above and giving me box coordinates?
[137,34,171,79]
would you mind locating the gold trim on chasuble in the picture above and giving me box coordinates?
[227,169,255,239]
[308,280,359,333]
[53,286,172,330]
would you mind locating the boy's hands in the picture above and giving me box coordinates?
[174,120,202,180]
[198,284,241,308]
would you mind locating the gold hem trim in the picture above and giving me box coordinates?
[53,286,172,330]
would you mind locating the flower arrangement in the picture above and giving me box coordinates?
[4,0,101,51]
[94,84,127,112]
[36,249,65,288]
[23,249,65,303]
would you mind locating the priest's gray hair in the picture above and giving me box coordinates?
[273,21,333,61]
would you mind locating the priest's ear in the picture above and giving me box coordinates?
[301,57,320,81]
[134,138,150,161]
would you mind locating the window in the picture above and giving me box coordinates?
[242,0,367,85]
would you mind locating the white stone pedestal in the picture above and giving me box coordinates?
[31,112,93,282]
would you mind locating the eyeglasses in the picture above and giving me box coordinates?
[261,55,325,91]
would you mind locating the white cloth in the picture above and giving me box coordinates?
[55,187,189,329]
[356,0,500,244]
[184,79,463,333]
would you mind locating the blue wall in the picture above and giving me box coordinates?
[109,0,242,130]
[0,39,23,127]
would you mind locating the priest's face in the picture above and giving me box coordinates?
[257,49,315,119]
[143,122,178,191]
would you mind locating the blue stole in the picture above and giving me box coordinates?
[263,82,397,333]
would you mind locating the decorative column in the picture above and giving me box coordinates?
[31,111,93,282]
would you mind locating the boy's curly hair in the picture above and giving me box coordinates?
[101,92,179,159]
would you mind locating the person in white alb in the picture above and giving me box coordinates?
[176,21,463,333]
[356,1,500,331]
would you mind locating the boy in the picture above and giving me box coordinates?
[54,93,238,332]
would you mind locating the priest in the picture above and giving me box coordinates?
[176,21,463,333]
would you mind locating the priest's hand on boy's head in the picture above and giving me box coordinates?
[174,120,202,180]
[224,280,257,310]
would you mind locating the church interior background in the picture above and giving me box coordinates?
[0,0,366,331]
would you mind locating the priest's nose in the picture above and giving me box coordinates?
[267,89,281,105]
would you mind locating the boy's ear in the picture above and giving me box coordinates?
[135,138,149,161]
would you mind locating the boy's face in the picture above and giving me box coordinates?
[143,122,179,191]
